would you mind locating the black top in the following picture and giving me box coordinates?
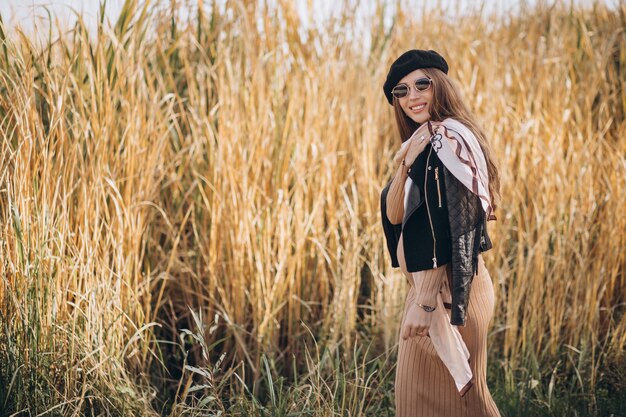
[380,137,494,325]
[381,144,452,272]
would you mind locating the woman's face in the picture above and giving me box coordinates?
[396,69,433,125]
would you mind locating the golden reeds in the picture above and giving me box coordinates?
[0,0,624,414]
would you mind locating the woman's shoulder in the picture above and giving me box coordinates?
[438,118,467,131]
[436,118,481,145]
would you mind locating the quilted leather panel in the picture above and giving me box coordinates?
[443,167,485,326]
[444,167,480,238]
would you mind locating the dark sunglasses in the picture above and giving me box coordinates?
[391,77,432,99]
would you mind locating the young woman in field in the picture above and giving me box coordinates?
[380,49,501,416]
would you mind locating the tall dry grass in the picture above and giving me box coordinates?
[0,0,624,415]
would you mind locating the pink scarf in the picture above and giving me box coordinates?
[428,119,495,220]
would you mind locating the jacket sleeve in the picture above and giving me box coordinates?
[443,166,483,326]
[380,180,402,268]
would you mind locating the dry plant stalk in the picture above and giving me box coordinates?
[0,0,624,412]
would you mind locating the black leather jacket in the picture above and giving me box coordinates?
[380,156,492,326]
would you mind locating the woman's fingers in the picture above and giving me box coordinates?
[401,305,433,340]
[404,326,411,339]
[408,123,431,142]
[402,324,417,340]
[402,324,412,340]
[402,127,432,166]
[404,138,428,166]
[402,323,430,340]
[393,138,413,163]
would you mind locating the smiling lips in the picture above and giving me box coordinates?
[409,103,427,113]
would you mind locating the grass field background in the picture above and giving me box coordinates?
[0,0,625,415]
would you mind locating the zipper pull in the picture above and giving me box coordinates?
[435,167,442,208]
[433,257,438,269]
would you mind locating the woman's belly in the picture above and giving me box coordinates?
[397,231,452,303]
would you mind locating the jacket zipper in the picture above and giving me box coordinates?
[435,167,442,208]
[424,147,438,269]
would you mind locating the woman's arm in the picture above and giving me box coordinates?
[406,266,446,339]
[412,266,445,308]
[386,124,433,224]
[402,266,446,339]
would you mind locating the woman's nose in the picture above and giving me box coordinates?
[408,86,421,99]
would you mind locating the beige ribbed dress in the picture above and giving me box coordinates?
[395,232,501,417]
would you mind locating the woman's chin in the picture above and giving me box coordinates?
[410,115,431,124]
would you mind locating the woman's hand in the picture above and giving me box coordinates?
[403,265,444,341]
[402,302,435,340]
[393,138,412,165]
[393,123,432,167]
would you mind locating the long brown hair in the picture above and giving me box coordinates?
[392,68,501,212]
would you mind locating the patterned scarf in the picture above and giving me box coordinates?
[428,118,495,221]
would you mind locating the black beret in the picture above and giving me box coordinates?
[383,49,449,105]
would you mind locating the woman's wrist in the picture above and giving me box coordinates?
[397,160,410,176]
[411,269,444,307]
[415,302,436,312]
[413,279,441,300]
[414,294,438,309]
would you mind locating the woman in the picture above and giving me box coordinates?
[380,49,501,416]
